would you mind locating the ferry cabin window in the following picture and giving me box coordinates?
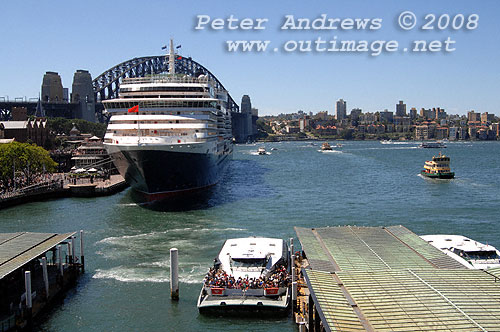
[231,258,267,268]
[466,251,500,260]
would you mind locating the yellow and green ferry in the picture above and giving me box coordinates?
[421,152,455,179]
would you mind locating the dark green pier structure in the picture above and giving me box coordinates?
[294,225,500,331]
[0,232,84,331]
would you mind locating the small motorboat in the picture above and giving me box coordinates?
[321,142,332,151]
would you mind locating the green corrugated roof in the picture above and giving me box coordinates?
[296,226,499,331]
[0,232,75,279]
[305,269,500,332]
[385,225,465,269]
[296,225,466,272]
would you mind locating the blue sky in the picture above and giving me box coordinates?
[1,0,499,116]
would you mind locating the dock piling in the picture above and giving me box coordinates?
[292,281,297,312]
[24,271,33,329]
[24,271,32,309]
[68,241,72,264]
[57,245,63,276]
[80,230,85,272]
[42,257,49,299]
[71,236,76,264]
[170,248,179,300]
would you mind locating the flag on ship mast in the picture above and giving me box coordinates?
[176,45,181,49]
[128,105,139,113]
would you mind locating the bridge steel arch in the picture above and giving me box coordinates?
[92,56,240,112]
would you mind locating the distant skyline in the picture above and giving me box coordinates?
[1,0,499,116]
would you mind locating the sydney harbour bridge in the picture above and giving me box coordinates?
[0,55,240,121]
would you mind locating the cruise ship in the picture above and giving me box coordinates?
[103,41,233,200]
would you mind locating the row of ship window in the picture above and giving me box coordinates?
[107,130,219,137]
[105,101,219,109]
[120,87,207,92]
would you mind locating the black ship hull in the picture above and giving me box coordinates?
[110,148,231,201]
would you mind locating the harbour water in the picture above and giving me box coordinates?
[0,140,499,331]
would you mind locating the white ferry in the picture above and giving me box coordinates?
[421,234,500,269]
[197,237,291,315]
[102,40,232,201]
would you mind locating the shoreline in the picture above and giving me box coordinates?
[0,175,128,210]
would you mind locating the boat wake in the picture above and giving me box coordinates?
[359,146,419,151]
[318,149,342,153]
[98,227,247,245]
[417,173,454,181]
[249,151,271,156]
[116,203,139,207]
[93,263,205,284]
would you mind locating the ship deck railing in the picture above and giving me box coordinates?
[204,286,287,297]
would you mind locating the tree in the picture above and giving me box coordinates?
[47,118,107,137]
[0,142,57,187]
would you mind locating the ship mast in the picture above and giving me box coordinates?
[168,39,175,75]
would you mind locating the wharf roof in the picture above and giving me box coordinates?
[0,232,75,279]
[295,225,500,331]
[305,268,500,332]
[295,225,465,272]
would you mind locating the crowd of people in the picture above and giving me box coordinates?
[0,173,63,199]
[203,264,289,290]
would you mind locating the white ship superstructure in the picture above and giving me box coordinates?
[103,40,232,200]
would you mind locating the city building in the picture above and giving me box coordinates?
[458,127,468,140]
[409,108,418,119]
[336,99,347,121]
[468,110,481,122]
[71,136,108,169]
[315,125,337,135]
[434,108,447,120]
[481,112,495,123]
[360,112,377,125]
[350,108,362,121]
[491,123,500,138]
[394,116,411,132]
[379,110,394,123]
[468,126,478,140]
[415,124,436,140]
[299,117,309,132]
[396,100,406,117]
[0,118,49,147]
[435,127,449,140]
[285,125,300,134]
[449,127,459,140]
[315,111,328,121]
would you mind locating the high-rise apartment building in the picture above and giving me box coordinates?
[396,100,406,117]
[336,99,346,121]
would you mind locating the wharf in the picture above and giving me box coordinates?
[292,225,500,331]
[0,231,84,331]
[0,174,128,209]
[66,174,128,197]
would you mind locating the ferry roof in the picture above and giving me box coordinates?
[421,234,498,252]
[220,237,284,260]
[296,226,500,331]
[0,232,75,279]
